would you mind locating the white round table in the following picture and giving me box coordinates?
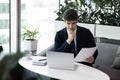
[19,56,110,80]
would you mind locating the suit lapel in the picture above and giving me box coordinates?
[63,28,68,40]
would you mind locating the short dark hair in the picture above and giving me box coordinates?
[63,9,78,21]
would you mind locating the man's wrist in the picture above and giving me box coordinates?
[66,40,71,44]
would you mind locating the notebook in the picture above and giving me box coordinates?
[32,56,47,66]
[32,59,47,66]
[46,51,75,70]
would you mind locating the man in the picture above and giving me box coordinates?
[54,9,98,66]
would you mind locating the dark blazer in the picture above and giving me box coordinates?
[54,26,98,65]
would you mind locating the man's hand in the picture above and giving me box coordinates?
[67,30,76,43]
[86,56,94,64]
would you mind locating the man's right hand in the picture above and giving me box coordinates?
[67,30,76,43]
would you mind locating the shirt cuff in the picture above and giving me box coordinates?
[66,40,71,45]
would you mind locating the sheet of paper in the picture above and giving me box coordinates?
[32,59,47,66]
[32,56,47,66]
[32,56,47,60]
[75,47,97,62]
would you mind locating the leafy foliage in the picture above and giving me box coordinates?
[55,0,120,26]
[56,0,79,21]
[22,26,39,40]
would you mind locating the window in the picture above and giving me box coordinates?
[21,0,58,52]
[0,1,9,53]
[0,3,9,13]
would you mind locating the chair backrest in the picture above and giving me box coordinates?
[39,44,54,56]
[39,42,119,67]
[94,42,119,67]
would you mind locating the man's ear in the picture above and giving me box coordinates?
[76,20,78,22]
[64,20,66,23]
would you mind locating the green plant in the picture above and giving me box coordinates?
[55,0,120,26]
[91,0,120,26]
[55,0,97,24]
[55,0,79,21]
[22,26,39,40]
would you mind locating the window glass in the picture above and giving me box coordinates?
[0,3,9,13]
[0,0,9,53]
[0,20,9,29]
[21,0,58,52]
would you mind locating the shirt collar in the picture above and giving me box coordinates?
[67,26,77,34]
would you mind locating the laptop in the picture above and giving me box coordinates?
[46,51,75,70]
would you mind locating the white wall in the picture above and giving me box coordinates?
[54,20,65,32]
[55,21,95,36]
[96,25,120,40]
[77,23,95,36]
[54,21,120,40]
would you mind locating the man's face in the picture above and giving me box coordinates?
[64,20,78,31]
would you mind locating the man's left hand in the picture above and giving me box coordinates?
[86,56,94,64]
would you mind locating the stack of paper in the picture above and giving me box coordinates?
[32,59,47,66]
[32,56,47,66]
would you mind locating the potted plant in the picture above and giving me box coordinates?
[22,26,39,52]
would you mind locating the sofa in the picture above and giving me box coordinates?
[39,41,120,80]
[94,42,120,80]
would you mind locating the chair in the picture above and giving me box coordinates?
[39,44,54,56]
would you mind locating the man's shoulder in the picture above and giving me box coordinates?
[77,25,90,32]
[57,28,67,33]
[77,25,89,30]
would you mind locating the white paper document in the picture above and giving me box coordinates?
[32,56,47,66]
[75,47,97,62]
[32,59,47,66]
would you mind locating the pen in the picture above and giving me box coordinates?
[38,59,46,61]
